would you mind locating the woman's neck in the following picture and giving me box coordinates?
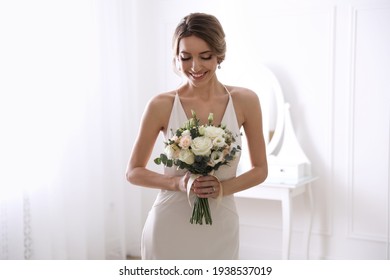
[181,79,225,100]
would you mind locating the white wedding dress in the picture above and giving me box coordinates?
[141,88,242,259]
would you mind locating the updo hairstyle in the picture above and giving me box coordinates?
[172,13,226,65]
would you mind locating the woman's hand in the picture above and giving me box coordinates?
[192,175,222,199]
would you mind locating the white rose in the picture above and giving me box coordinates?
[213,135,226,148]
[190,136,213,156]
[165,144,180,159]
[209,151,224,166]
[181,130,191,137]
[204,126,224,139]
[179,149,195,165]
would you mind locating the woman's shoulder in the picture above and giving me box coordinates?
[146,90,177,111]
[225,85,259,104]
[225,85,261,126]
[149,90,176,104]
[140,91,177,131]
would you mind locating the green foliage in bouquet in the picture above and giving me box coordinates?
[155,110,241,225]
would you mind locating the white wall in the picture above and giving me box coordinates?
[124,0,390,259]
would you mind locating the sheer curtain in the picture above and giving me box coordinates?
[0,0,134,259]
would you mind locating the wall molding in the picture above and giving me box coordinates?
[326,5,337,238]
[0,201,9,260]
[347,4,390,244]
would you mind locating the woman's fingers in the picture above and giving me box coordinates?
[193,176,219,198]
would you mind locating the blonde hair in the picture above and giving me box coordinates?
[172,13,226,64]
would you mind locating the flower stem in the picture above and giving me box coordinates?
[190,197,212,225]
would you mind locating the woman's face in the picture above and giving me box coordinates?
[177,35,219,86]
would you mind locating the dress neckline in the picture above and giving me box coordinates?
[175,85,231,125]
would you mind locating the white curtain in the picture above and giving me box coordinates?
[0,0,134,259]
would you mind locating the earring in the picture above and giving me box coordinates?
[218,64,221,69]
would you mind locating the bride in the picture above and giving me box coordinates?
[126,12,268,259]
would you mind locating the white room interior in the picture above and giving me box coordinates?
[0,0,389,260]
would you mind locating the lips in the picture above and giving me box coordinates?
[190,71,207,80]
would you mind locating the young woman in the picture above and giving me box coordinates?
[126,13,267,259]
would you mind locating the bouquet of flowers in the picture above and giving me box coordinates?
[154,110,240,225]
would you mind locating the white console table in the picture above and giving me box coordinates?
[235,176,318,259]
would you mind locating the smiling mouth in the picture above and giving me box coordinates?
[190,72,207,79]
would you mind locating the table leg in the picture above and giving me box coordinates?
[281,191,292,259]
[302,184,314,259]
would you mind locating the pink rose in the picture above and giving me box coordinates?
[179,135,192,149]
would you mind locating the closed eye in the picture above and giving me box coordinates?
[201,55,213,60]
[180,56,191,61]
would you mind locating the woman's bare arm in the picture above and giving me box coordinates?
[221,87,268,196]
[125,93,186,192]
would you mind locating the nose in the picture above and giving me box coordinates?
[191,58,201,72]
